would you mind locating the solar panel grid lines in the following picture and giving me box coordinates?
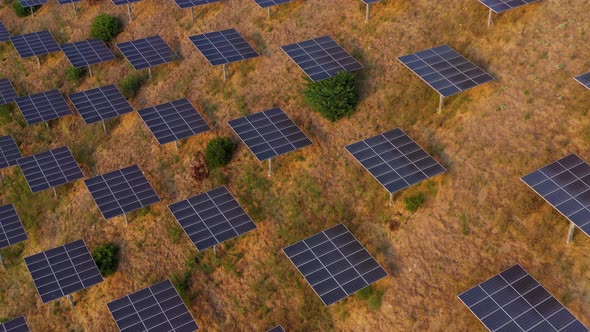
[0,22,10,42]
[107,279,199,332]
[521,154,590,237]
[24,239,104,304]
[228,107,313,162]
[174,0,222,9]
[0,316,30,332]
[361,0,381,3]
[17,146,84,193]
[168,186,257,251]
[14,89,73,126]
[61,39,116,68]
[68,85,134,125]
[574,73,590,90]
[458,264,590,332]
[266,326,285,332]
[116,35,178,70]
[397,45,495,97]
[479,0,542,13]
[10,31,61,59]
[283,224,388,306]
[137,98,211,145]
[57,0,81,3]
[188,28,259,67]
[112,0,142,4]
[253,0,293,9]
[0,135,22,170]
[345,128,446,194]
[0,204,28,250]
[0,79,18,105]
[18,0,47,7]
[281,35,364,82]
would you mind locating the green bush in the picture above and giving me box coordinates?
[404,192,425,212]
[303,71,359,122]
[65,67,84,82]
[13,2,40,17]
[92,243,119,277]
[118,74,143,98]
[205,137,236,170]
[90,14,122,42]
[357,286,385,310]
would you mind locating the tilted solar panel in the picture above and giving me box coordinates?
[0,22,10,42]
[17,146,84,193]
[14,89,72,126]
[189,29,259,66]
[266,326,285,332]
[10,31,60,59]
[61,39,116,68]
[253,0,293,8]
[0,79,17,105]
[0,204,28,250]
[0,135,22,169]
[574,73,590,90]
[69,85,134,124]
[479,0,542,13]
[18,0,47,7]
[174,0,221,9]
[117,36,177,70]
[57,0,82,3]
[112,0,142,4]
[0,316,30,332]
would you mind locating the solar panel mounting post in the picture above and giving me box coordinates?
[0,253,4,269]
[148,67,152,80]
[67,294,74,307]
[36,56,41,68]
[567,221,575,244]
[223,64,227,81]
[487,9,493,27]
[127,3,133,22]
[438,95,444,113]
[268,6,271,18]
[73,3,78,19]
[88,65,93,77]
[213,244,218,256]
[102,120,107,133]
[191,7,195,21]
[268,158,272,177]
[52,187,57,198]
[366,3,370,22]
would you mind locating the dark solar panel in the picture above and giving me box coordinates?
[138,98,210,145]
[0,316,30,332]
[521,154,590,238]
[0,79,17,105]
[459,264,589,332]
[398,45,494,97]
[228,107,312,161]
[345,128,446,194]
[17,146,84,193]
[25,240,103,304]
[253,0,293,8]
[575,73,590,90]
[112,0,142,4]
[84,165,160,220]
[10,31,61,59]
[267,326,285,332]
[57,0,81,3]
[117,36,177,70]
[0,22,10,42]
[283,224,388,306]
[174,0,221,9]
[0,204,28,250]
[479,0,542,13]
[361,0,381,3]
[14,89,72,126]
[69,85,134,125]
[188,28,259,66]
[107,279,199,332]
[18,0,47,7]
[281,36,363,82]
[0,135,22,170]
[168,186,257,251]
[61,39,116,68]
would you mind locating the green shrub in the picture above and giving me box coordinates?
[118,74,143,98]
[90,14,122,42]
[205,137,236,170]
[65,67,84,82]
[13,2,40,17]
[404,192,425,212]
[357,286,385,310]
[92,243,119,277]
[303,71,359,122]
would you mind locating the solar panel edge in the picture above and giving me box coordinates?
[574,74,590,90]
[0,203,28,249]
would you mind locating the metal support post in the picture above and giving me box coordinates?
[213,245,218,256]
[88,66,93,77]
[73,3,77,19]
[148,68,152,80]
[389,192,393,206]
[268,158,272,177]
[267,7,271,18]
[45,122,49,129]
[438,95,444,113]
[124,214,129,224]
[31,6,34,18]
[223,64,227,81]
[67,294,74,307]
[487,9,493,27]
[127,3,133,22]
[191,8,195,21]
[175,141,179,151]
[36,57,41,68]
[102,120,107,133]
[0,254,4,269]
[53,187,57,199]
[566,221,575,244]
[366,3,370,22]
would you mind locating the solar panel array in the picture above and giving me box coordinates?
[361,0,382,3]
[0,79,17,105]
[479,0,542,13]
[69,85,134,125]
[281,36,363,82]
[112,0,142,4]
[253,0,293,8]
[267,326,285,332]
[17,146,84,193]
[169,186,256,251]
[521,154,590,237]
[17,0,47,7]
[61,39,116,68]
[138,98,210,145]
[189,29,259,66]
[575,73,590,90]
[10,31,61,59]
[25,240,104,304]
[107,279,199,332]
[175,0,221,9]
[283,224,388,306]
[0,22,10,42]
[117,36,177,70]
[85,165,160,220]
[459,264,589,332]
[398,45,494,97]
[0,316,30,332]
[0,135,22,169]
[14,89,72,126]
[228,107,312,161]
[57,0,82,4]
[0,204,28,250]
[345,128,446,194]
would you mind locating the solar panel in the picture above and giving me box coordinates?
[138,98,210,145]
[69,85,134,125]
[575,73,590,90]
[188,29,259,66]
[267,326,285,332]
[0,22,10,42]
[112,0,142,4]
[168,186,257,251]
[479,0,542,13]
[459,264,589,332]
[57,0,81,3]
[0,316,30,332]
[228,107,312,161]
[174,0,221,9]
[84,165,160,220]
[18,0,47,7]
[17,146,84,193]
[253,0,293,8]
[345,128,446,194]
[283,224,388,306]
[61,39,116,68]
[0,135,22,169]
[0,204,27,250]
[0,79,17,105]
[281,36,363,82]
[10,31,60,59]
[117,36,177,70]
[398,45,494,97]
[14,89,72,126]
[25,239,103,304]
[521,154,590,238]
[107,279,199,332]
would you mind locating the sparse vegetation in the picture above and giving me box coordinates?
[13,2,40,17]
[357,286,385,311]
[90,14,122,42]
[65,67,84,82]
[205,137,236,170]
[404,192,425,212]
[118,73,143,98]
[303,71,359,122]
[92,243,119,277]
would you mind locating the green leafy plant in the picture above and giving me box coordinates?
[118,74,143,98]
[205,137,236,170]
[357,286,385,310]
[303,71,359,122]
[13,2,40,17]
[65,67,84,82]
[92,243,119,277]
[90,14,122,42]
[404,192,425,212]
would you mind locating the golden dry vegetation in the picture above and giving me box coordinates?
[0,0,589,331]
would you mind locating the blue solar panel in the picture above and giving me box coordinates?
[57,0,81,3]
[112,0,142,4]
[10,31,60,59]
[189,29,259,66]
[0,316,30,332]
[575,73,590,90]
[69,85,134,125]
[0,135,22,169]
[266,326,285,332]
[17,146,84,193]
[0,79,17,105]
[174,0,221,9]
[0,22,10,42]
[18,0,47,7]
[61,39,116,68]
[479,0,542,13]
[0,204,28,250]
[253,0,293,8]
[14,89,72,126]
[117,36,177,70]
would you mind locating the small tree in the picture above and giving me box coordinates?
[303,71,359,122]
[118,74,143,98]
[65,67,85,82]
[404,192,425,212]
[92,243,119,277]
[13,3,40,17]
[90,14,121,42]
[205,137,236,170]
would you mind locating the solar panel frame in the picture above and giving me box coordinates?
[18,0,47,7]
[107,279,199,332]
[574,73,590,90]
[17,146,84,193]
[0,316,30,332]
[0,204,28,250]
[0,135,22,169]
[24,239,104,304]
[137,98,211,145]
[188,28,259,66]
[68,85,134,125]
[0,79,17,105]
[61,39,116,68]
[57,0,81,3]
[112,0,142,4]
[0,22,10,42]
[281,36,364,82]
[228,107,313,161]
[361,0,381,4]
[266,326,285,332]
[168,186,257,252]
[253,0,293,9]
[174,0,222,9]
[10,31,61,59]
[283,224,388,306]
[14,89,73,126]
[397,45,495,97]
[478,0,542,14]
[116,35,178,70]
[345,128,446,194]
[459,264,589,332]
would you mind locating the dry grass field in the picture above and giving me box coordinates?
[0,0,589,331]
